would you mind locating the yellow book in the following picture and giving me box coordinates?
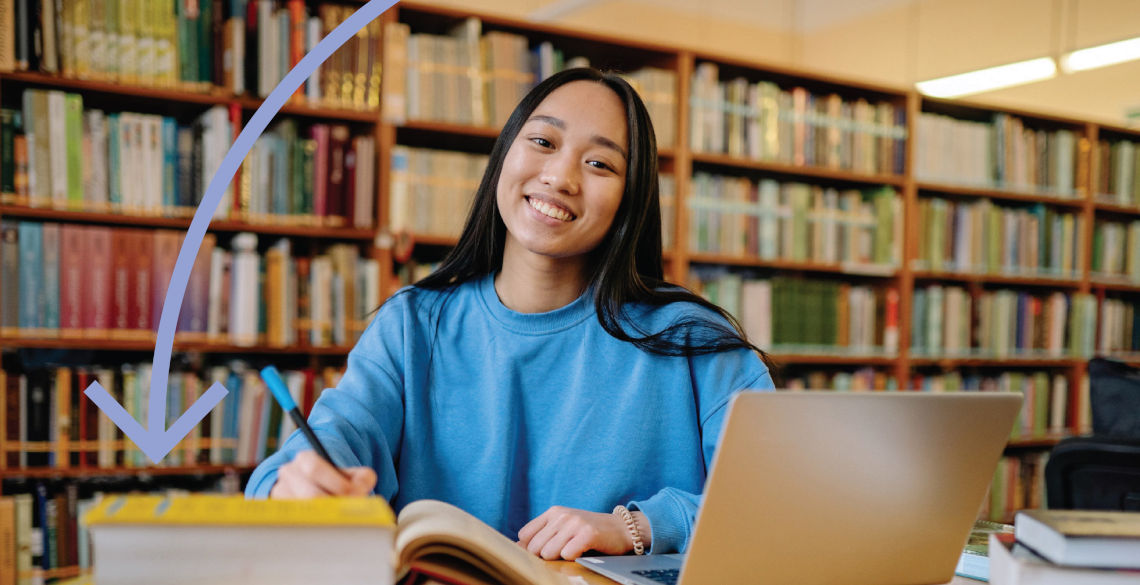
[86,494,569,585]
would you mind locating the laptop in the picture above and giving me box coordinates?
[577,391,1022,585]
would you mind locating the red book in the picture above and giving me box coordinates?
[132,229,155,337]
[229,102,243,216]
[151,230,183,331]
[327,125,350,220]
[110,228,132,337]
[58,225,86,337]
[343,139,357,226]
[83,227,113,338]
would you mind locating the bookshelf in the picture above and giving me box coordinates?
[0,0,1137,570]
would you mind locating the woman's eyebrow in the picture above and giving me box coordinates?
[526,115,628,160]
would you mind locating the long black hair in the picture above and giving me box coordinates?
[416,67,773,368]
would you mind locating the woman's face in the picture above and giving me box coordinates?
[496,81,628,268]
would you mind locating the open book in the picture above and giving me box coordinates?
[396,499,570,585]
[86,494,571,585]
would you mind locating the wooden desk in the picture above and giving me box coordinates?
[544,560,984,584]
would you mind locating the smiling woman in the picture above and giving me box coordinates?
[245,67,776,562]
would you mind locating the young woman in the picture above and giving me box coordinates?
[246,67,775,560]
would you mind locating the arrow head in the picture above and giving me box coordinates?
[85,380,229,464]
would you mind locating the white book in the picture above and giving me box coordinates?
[1049,374,1068,433]
[208,365,228,464]
[229,233,260,346]
[47,91,69,206]
[305,17,321,101]
[1014,510,1140,570]
[84,110,109,210]
[258,0,275,97]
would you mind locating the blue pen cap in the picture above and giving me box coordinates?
[260,366,297,411]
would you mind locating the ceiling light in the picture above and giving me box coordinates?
[1062,36,1140,72]
[915,57,1058,98]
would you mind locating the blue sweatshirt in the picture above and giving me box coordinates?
[246,273,773,553]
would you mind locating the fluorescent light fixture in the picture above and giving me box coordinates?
[1062,36,1140,72]
[916,57,1058,98]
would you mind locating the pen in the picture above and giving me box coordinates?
[260,365,347,476]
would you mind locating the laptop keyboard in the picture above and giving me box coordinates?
[632,569,679,585]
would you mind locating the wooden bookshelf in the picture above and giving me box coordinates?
[690,152,906,187]
[0,206,375,239]
[0,464,256,480]
[1,0,1137,533]
[0,337,353,354]
[917,181,1086,209]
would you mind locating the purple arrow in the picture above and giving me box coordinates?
[85,0,402,464]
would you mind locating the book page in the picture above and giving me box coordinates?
[396,500,570,585]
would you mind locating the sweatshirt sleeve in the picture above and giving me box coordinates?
[628,347,775,554]
[245,295,411,499]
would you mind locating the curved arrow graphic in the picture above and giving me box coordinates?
[84,0,402,464]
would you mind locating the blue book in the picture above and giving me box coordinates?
[40,223,59,332]
[163,117,178,211]
[17,221,42,332]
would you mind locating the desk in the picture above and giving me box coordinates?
[544,560,984,584]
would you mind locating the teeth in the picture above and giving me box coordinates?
[528,197,573,222]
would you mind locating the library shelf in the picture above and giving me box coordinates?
[0,71,231,106]
[770,353,897,366]
[689,253,897,277]
[910,270,1084,288]
[238,95,380,123]
[399,119,502,139]
[0,464,257,481]
[1005,434,1070,449]
[0,337,354,355]
[916,181,1086,209]
[1093,200,1140,217]
[1090,278,1140,292]
[908,357,1085,368]
[0,206,376,240]
[690,152,905,187]
[403,233,460,247]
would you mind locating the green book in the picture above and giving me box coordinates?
[1,109,14,194]
[65,94,85,209]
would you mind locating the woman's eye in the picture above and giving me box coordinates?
[530,137,553,148]
[588,160,614,172]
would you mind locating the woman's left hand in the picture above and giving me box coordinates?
[518,506,639,560]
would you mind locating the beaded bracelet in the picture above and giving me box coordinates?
[613,504,645,555]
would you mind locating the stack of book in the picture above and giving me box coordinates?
[989,509,1140,584]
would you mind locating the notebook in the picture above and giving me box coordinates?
[577,391,1022,585]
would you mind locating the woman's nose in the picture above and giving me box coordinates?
[540,154,580,195]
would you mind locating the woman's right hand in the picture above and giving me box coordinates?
[269,450,378,498]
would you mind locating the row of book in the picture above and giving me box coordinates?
[387,146,487,239]
[1092,138,1140,205]
[248,2,382,108]
[1099,298,1140,356]
[688,270,900,355]
[1091,219,1140,282]
[687,175,899,268]
[911,286,1097,359]
[0,222,379,348]
[915,113,1079,196]
[0,95,375,227]
[0,360,343,471]
[0,0,379,111]
[780,367,897,391]
[1,484,99,583]
[987,452,1049,524]
[689,63,907,175]
[378,18,679,144]
[910,371,1089,436]
[913,197,1085,279]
